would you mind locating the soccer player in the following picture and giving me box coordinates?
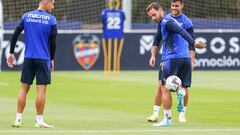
[146,3,204,126]
[101,8,125,40]
[8,0,57,128]
[101,0,125,40]
[170,0,195,123]
[101,0,125,72]
[147,0,196,123]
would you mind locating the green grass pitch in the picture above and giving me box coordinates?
[0,71,240,135]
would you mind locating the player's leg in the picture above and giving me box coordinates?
[178,58,192,122]
[177,87,186,121]
[153,60,172,127]
[17,84,30,113]
[177,87,186,113]
[12,83,31,127]
[147,62,163,122]
[148,63,164,122]
[35,85,54,128]
[147,81,162,122]
[34,59,53,128]
[166,58,187,113]
[183,88,189,113]
[12,58,35,128]
[184,89,189,107]
[153,85,172,127]
[36,85,46,116]
[178,87,188,122]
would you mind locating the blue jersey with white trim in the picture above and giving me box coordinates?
[169,13,193,30]
[19,10,57,60]
[161,14,190,61]
[101,9,125,39]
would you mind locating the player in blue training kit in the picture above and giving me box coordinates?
[101,8,125,39]
[147,0,196,123]
[146,2,205,127]
[7,0,57,128]
[169,0,196,123]
[101,6,125,72]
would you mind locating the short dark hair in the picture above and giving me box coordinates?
[170,0,184,4]
[146,3,162,12]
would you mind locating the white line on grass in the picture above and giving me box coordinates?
[0,82,9,86]
[0,129,240,133]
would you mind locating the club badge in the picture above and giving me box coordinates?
[73,34,100,70]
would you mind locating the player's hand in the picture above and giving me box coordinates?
[7,54,15,68]
[149,56,156,68]
[194,42,206,49]
[51,60,54,71]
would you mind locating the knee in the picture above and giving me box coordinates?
[161,86,170,95]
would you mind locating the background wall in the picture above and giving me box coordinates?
[1,32,239,71]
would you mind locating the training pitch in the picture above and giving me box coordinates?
[0,71,239,135]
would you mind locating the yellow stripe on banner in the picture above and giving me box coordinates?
[102,39,108,72]
[113,38,118,72]
[108,38,112,72]
[117,38,124,72]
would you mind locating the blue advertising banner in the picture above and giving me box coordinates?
[1,32,239,71]
[194,33,240,70]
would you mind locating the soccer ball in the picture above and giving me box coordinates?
[165,75,182,92]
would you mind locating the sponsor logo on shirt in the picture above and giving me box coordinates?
[26,13,50,24]
[27,13,50,20]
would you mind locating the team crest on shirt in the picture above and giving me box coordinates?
[73,34,100,70]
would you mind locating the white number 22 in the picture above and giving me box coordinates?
[107,17,121,30]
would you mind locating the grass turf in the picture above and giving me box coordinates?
[0,71,239,135]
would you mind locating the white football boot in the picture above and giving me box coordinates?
[147,114,158,122]
[35,122,54,128]
[178,112,187,122]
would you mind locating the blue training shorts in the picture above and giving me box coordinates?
[161,58,192,88]
[20,58,51,85]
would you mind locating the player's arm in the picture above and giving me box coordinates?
[186,27,196,69]
[186,27,195,52]
[149,46,158,68]
[7,19,24,68]
[49,24,57,71]
[166,20,195,45]
[149,25,162,67]
[165,20,205,49]
[10,19,24,54]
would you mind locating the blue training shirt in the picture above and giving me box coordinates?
[153,13,194,48]
[101,9,125,39]
[18,10,57,60]
[170,13,195,51]
[161,14,193,61]
[169,13,193,30]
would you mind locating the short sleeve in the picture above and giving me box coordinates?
[184,17,193,29]
[52,16,57,26]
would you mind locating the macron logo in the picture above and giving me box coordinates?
[27,13,50,20]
